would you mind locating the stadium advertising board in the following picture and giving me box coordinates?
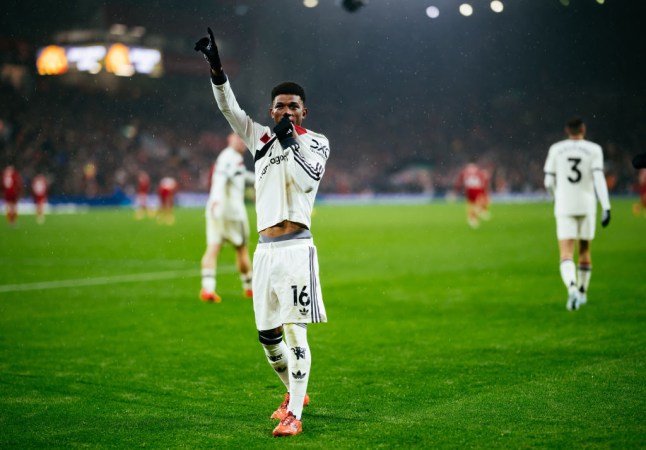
[37,43,163,77]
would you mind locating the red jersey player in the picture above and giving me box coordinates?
[2,165,22,227]
[157,176,178,225]
[31,174,48,224]
[135,170,151,220]
[454,162,491,228]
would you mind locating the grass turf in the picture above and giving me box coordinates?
[0,200,644,448]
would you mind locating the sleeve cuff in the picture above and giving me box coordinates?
[210,71,228,85]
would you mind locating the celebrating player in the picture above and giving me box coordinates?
[200,132,254,303]
[31,173,48,224]
[195,27,330,437]
[2,165,22,227]
[544,117,611,311]
[454,160,490,228]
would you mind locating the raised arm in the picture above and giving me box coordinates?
[194,28,267,154]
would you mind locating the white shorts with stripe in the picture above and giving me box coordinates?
[555,213,596,240]
[206,216,249,247]
[252,237,327,330]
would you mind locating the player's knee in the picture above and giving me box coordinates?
[258,328,283,346]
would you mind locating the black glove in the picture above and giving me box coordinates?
[194,27,222,70]
[273,114,298,149]
[601,209,611,228]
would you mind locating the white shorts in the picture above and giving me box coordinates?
[206,216,249,247]
[252,238,327,331]
[556,214,596,240]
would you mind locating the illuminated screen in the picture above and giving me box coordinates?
[36,43,163,77]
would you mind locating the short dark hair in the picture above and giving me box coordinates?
[566,117,584,134]
[271,82,306,104]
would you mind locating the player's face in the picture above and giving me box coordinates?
[270,94,307,126]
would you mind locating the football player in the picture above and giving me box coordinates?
[196,27,330,437]
[544,118,611,311]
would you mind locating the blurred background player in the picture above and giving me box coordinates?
[544,117,611,311]
[157,176,178,225]
[31,173,48,224]
[200,132,254,303]
[454,160,490,228]
[632,168,646,217]
[135,170,152,220]
[196,27,329,437]
[2,165,22,227]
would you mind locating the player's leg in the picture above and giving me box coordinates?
[232,220,252,298]
[35,200,45,224]
[283,323,310,420]
[272,237,326,436]
[466,200,479,228]
[558,239,579,310]
[234,244,253,298]
[7,201,18,226]
[252,243,294,418]
[556,216,581,310]
[200,243,221,302]
[577,240,592,305]
[259,326,290,392]
[478,192,491,220]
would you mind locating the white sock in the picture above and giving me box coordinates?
[201,268,215,292]
[559,259,577,292]
[240,271,252,291]
[262,340,290,391]
[284,323,310,420]
[578,264,592,293]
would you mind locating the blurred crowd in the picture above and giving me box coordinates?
[1,77,643,201]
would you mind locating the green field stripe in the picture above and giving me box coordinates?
[0,267,235,293]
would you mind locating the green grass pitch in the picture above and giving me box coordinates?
[1,200,644,448]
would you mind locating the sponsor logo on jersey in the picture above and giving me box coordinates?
[258,153,288,181]
[310,138,329,160]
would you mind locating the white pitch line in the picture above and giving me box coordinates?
[0,267,235,293]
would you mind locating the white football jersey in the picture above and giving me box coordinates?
[206,146,250,221]
[212,79,329,232]
[544,139,606,216]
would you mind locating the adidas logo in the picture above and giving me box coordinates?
[276,366,287,373]
[268,354,283,362]
[291,370,307,380]
[299,308,309,316]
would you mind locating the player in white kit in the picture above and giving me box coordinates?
[195,28,329,437]
[544,117,611,311]
[200,132,254,303]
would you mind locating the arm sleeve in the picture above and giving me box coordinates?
[591,146,610,210]
[592,169,611,211]
[543,147,556,195]
[211,79,268,156]
[544,173,556,195]
[286,140,328,193]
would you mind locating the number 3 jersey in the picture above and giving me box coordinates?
[212,79,330,232]
[544,138,607,216]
